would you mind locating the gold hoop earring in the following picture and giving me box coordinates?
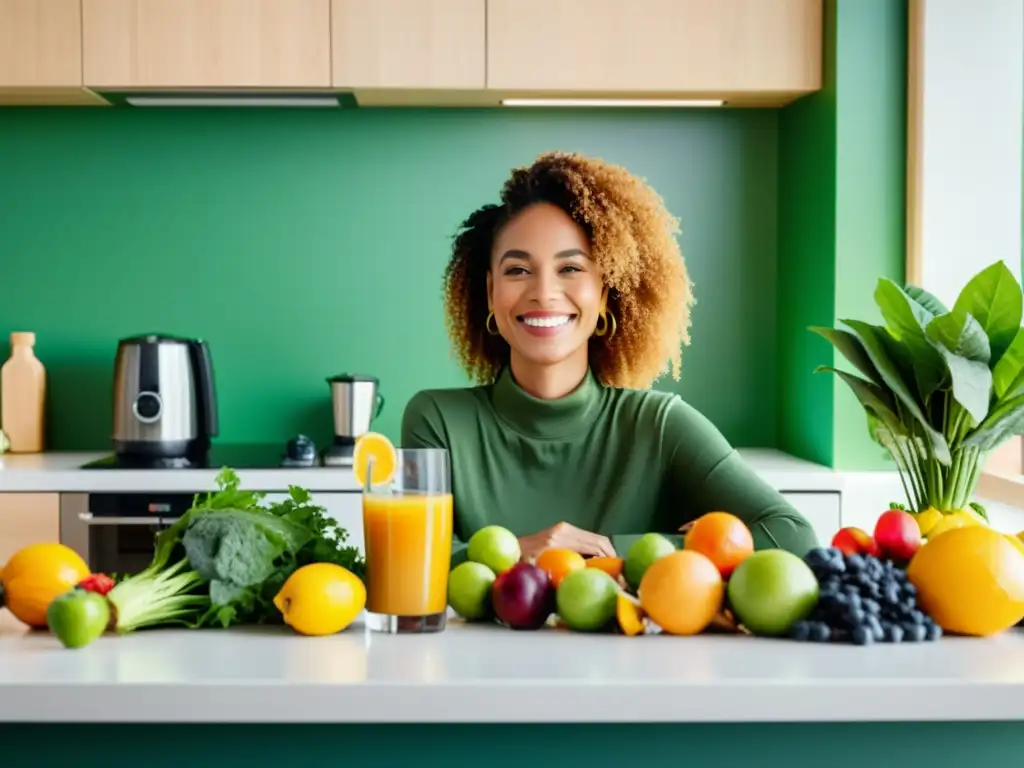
[594,311,617,339]
[485,311,500,336]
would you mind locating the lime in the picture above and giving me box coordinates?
[624,533,676,591]
[448,561,496,620]
[466,526,521,574]
[556,568,619,632]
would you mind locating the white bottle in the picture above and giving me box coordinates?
[1,332,46,453]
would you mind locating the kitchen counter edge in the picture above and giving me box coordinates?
[0,621,1021,724]
[0,448,846,494]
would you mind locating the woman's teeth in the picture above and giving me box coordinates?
[521,315,573,328]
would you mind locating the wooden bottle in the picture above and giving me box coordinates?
[1,332,46,453]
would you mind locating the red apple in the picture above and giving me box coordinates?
[873,508,922,562]
[491,562,555,630]
[831,527,880,557]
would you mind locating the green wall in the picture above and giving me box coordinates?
[777,0,838,468]
[0,1,910,464]
[777,0,908,471]
[0,108,780,451]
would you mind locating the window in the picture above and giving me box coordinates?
[906,0,1024,505]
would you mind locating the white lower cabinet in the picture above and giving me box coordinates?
[781,492,841,548]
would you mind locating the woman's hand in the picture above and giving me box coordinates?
[518,522,616,561]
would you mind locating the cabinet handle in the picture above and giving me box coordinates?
[77,513,179,526]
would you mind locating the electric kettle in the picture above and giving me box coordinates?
[111,334,219,459]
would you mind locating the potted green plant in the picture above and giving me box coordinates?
[811,261,1024,535]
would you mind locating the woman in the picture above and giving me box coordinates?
[402,151,818,564]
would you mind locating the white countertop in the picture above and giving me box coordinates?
[0,619,1021,723]
[0,450,362,493]
[0,448,843,494]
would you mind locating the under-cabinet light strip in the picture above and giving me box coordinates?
[500,98,726,108]
[125,96,341,108]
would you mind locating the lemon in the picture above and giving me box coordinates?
[274,563,366,637]
[914,507,943,537]
[907,526,1024,637]
[924,511,970,540]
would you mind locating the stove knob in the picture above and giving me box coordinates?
[133,391,162,423]
[286,434,316,462]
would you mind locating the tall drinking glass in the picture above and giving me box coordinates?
[362,448,453,634]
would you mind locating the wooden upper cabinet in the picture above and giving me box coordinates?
[486,0,822,102]
[331,0,485,90]
[81,0,332,89]
[0,0,83,88]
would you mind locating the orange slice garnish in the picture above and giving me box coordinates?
[585,556,624,580]
[616,592,646,637]
[352,432,397,489]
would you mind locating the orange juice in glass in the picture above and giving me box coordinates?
[362,447,453,634]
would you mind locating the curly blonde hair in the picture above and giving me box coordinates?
[442,151,693,390]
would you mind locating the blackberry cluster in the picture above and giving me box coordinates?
[790,547,942,646]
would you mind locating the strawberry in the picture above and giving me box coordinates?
[76,573,116,597]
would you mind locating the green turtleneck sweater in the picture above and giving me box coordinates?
[400,367,818,564]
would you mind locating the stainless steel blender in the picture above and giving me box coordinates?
[322,374,384,466]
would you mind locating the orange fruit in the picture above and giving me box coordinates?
[535,548,586,587]
[586,556,624,580]
[683,511,754,578]
[0,542,91,628]
[638,550,723,636]
[616,593,645,637]
[907,526,1024,636]
[352,432,398,489]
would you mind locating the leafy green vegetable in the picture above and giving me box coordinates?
[811,260,1024,514]
[106,468,365,633]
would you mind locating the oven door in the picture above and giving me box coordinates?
[59,494,181,575]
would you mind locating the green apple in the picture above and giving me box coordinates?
[46,588,111,649]
[556,568,619,632]
[624,533,676,591]
[466,526,521,574]
[727,549,819,636]
[448,561,496,620]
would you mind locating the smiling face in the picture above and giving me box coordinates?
[486,202,607,375]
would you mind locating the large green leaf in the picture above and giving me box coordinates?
[962,392,1024,451]
[925,310,991,363]
[873,278,944,398]
[808,326,882,385]
[865,411,922,475]
[904,285,949,316]
[840,319,951,464]
[924,310,993,423]
[817,366,905,433]
[866,410,897,450]
[993,327,1024,400]
[952,260,1023,364]
[876,278,936,336]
